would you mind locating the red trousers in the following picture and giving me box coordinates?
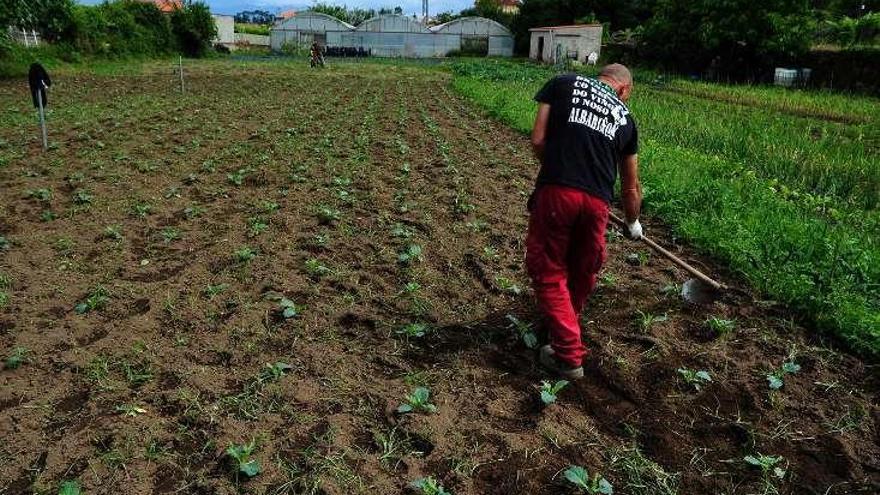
[526,185,608,367]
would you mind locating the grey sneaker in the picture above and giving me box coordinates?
[539,345,584,379]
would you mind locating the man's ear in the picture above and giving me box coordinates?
[619,84,632,102]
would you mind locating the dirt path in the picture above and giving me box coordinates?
[0,60,877,495]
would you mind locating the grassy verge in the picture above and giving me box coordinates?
[450,59,879,357]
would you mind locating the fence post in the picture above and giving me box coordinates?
[179,56,185,93]
[37,88,47,152]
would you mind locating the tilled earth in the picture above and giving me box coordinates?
[0,59,877,495]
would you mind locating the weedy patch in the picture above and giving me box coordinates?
[0,235,10,251]
[226,439,261,478]
[766,360,801,390]
[677,368,712,391]
[563,465,613,494]
[506,314,538,349]
[609,445,679,495]
[75,286,110,314]
[540,380,569,405]
[410,476,450,495]
[4,346,30,370]
[397,387,437,414]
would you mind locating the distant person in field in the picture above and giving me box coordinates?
[527,63,642,379]
[310,41,324,68]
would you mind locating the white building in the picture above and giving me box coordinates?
[529,24,603,65]
[270,12,513,58]
[213,14,234,46]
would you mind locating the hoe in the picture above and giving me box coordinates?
[609,212,726,304]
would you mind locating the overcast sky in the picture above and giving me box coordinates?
[78,1,476,16]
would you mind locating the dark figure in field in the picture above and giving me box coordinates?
[310,42,324,68]
[28,63,51,108]
[528,63,643,379]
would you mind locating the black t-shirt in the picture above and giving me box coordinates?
[533,74,638,204]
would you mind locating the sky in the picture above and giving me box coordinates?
[78,1,476,16]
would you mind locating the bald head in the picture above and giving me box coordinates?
[599,63,632,86]
[598,63,633,102]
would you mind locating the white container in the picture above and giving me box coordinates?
[774,68,797,87]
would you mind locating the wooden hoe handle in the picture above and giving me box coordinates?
[608,212,724,291]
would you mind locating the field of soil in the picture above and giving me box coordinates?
[0,59,877,494]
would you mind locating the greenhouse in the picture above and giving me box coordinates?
[270,13,514,58]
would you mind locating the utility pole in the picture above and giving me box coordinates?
[422,0,428,24]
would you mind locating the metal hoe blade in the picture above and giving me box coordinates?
[682,278,721,305]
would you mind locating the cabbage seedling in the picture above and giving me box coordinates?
[706,317,735,336]
[563,465,613,494]
[495,276,522,295]
[766,360,800,390]
[396,322,429,338]
[226,440,261,477]
[635,310,668,331]
[398,244,423,264]
[410,476,450,495]
[315,205,341,224]
[4,347,29,370]
[304,258,331,277]
[75,286,110,314]
[677,368,712,391]
[58,480,81,495]
[278,298,300,319]
[234,247,256,263]
[505,314,537,349]
[397,387,437,414]
[744,453,786,479]
[540,380,569,405]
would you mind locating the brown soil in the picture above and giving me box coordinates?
[0,59,877,495]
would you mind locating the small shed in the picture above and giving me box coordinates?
[529,24,603,64]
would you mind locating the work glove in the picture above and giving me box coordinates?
[625,220,643,240]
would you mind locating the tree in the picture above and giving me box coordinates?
[310,3,377,25]
[641,0,814,76]
[171,0,217,57]
[1,0,76,41]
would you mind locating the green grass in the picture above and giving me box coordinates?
[449,59,879,357]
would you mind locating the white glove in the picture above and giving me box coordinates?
[625,220,643,240]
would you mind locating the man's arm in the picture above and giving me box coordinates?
[531,103,551,164]
[619,154,643,238]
